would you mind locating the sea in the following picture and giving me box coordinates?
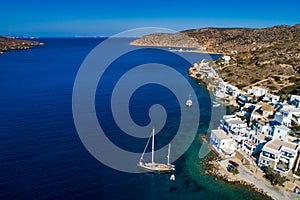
[0,38,269,200]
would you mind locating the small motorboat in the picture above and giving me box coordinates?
[212,101,220,108]
[170,174,175,181]
[186,94,192,107]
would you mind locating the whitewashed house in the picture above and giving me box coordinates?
[259,139,300,174]
[223,55,231,65]
[250,102,275,123]
[256,120,281,136]
[290,95,300,108]
[214,82,240,99]
[237,93,253,105]
[220,115,247,135]
[256,121,270,135]
[270,125,290,141]
[262,93,280,105]
[210,129,237,157]
[242,133,266,156]
[247,87,267,97]
[274,106,300,127]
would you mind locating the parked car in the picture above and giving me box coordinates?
[229,160,239,168]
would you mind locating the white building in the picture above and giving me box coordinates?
[223,55,231,65]
[259,139,300,174]
[256,121,289,141]
[274,106,300,127]
[247,87,267,97]
[237,93,253,105]
[262,93,280,105]
[210,129,237,157]
[220,115,247,135]
[250,102,275,123]
[214,82,240,99]
[290,95,300,108]
[242,133,266,156]
[270,125,290,141]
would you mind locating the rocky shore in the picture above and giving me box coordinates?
[199,136,300,200]
[0,36,44,55]
[202,151,272,199]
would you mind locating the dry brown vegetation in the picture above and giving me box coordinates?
[131,24,300,94]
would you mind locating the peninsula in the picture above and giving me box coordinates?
[0,36,44,55]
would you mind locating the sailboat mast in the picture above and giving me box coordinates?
[151,128,155,164]
[167,144,170,165]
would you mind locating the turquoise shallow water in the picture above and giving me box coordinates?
[0,38,269,199]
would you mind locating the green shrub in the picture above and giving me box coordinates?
[237,84,247,89]
[268,85,278,90]
[295,168,300,177]
[292,126,300,132]
[229,167,239,175]
[273,76,281,82]
[265,166,286,186]
[250,78,261,84]
[288,77,300,83]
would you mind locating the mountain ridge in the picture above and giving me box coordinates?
[131,24,300,94]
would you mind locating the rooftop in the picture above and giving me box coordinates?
[283,107,300,113]
[264,139,299,152]
[228,118,245,125]
[223,115,236,120]
[256,102,275,112]
[265,93,280,99]
[254,133,267,141]
[211,129,231,140]
[268,120,281,126]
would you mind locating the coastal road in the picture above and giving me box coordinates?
[219,160,299,200]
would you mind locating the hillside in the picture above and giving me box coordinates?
[131,24,300,94]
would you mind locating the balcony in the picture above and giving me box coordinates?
[276,160,289,172]
[280,151,294,159]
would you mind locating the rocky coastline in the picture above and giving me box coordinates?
[202,151,272,199]
[199,135,300,200]
[0,36,44,55]
[199,135,269,197]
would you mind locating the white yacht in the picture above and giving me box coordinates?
[138,128,175,173]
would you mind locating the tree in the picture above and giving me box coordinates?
[229,167,239,175]
[265,166,286,186]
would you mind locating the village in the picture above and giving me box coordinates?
[189,58,300,198]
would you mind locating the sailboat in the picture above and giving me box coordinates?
[138,128,175,173]
[186,94,192,107]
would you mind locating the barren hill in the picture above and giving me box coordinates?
[131,24,300,94]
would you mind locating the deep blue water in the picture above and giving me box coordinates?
[0,38,268,200]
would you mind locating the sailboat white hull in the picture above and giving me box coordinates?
[138,162,175,173]
[138,129,175,173]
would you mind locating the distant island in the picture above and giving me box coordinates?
[0,36,44,55]
[131,24,300,95]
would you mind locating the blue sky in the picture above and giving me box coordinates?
[1,0,299,37]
